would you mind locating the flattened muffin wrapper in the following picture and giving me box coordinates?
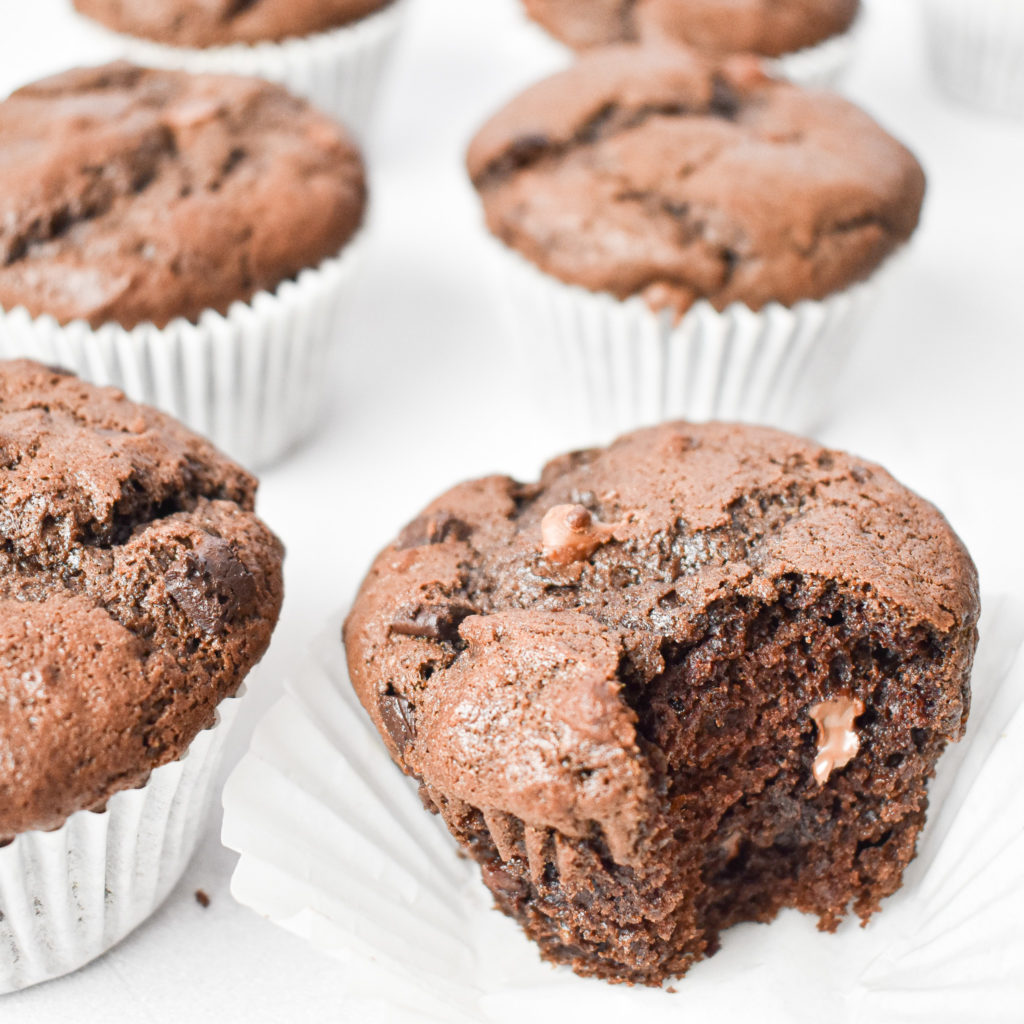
[0,695,242,995]
[924,0,1024,117]
[72,1,408,137]
[488,238,898,446]
[0,234,365,471]
[222,602,1024,1021]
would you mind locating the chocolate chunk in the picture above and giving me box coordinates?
[389,602,475,644]
[166,535,257,635]
[379,689,416,754]
[395,511,473,551]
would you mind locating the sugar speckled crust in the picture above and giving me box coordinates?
[73,0,394,47]
[468,47,925,316]
[0,63,366,329]
[524,0,860,58]
[0,361,284,842]
[344,421,979,984]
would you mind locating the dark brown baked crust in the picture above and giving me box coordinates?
[524,0,860,58]
[468,47,925,315]
[73,0,393,47]
[344,421,979,984]
[0,360,284,842]
[0,63,366,329]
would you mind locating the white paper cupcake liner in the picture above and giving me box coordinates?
[493,241,892,445]
[769,13,863,90]
[0,236,364,470]
[76,1,408,136]
[923,0,1024,118]
[222,599,1024,1022]
[0,694,242,995]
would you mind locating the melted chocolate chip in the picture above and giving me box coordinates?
[379,689,416,754]
[395,511,473,550]
[709,75,741,120]
[389,603,476,644]
[165,535,257,635]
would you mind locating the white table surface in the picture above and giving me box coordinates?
[2,0,1023,1020]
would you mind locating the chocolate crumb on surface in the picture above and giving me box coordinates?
[0,63,366,329]
[468,46,925,317]
[344,420,979,985]
[0,360,284,843]
[195,889,211,908]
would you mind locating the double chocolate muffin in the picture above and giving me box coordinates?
[468,46,924,316]
[73,0,395,48]
[344,421,979,984]
[0,360,284,843]
[0,62,365,329]
[524,0,860,59]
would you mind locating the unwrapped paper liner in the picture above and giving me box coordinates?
[74,1,408,137]
[223,599,1024,1024]
[0,236,364,470]
[494,239,894,444]
[0,695,242,995]
[924,0,1024,118]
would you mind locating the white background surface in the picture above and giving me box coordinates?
[1,0,1023,1020]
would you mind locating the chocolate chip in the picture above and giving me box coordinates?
[389,603,475,644]
[165,535,257,635]
[480,861,530,905]
[379,688,416,754]
[709,75,741,120]
[395,511,472,550]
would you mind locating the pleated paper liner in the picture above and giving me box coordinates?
[222,598,1024,1023]
[0,694,242,995]
[72,1,409,138]
[0,235,364,471]
[924,0,1024,118]
[493,239,894,448]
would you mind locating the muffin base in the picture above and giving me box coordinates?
[770,12,863,89]
[74,1,408,136]
[924,0,1024,117]
[493,238,893,445]
[0,236,364,470]
[0,695,242,995]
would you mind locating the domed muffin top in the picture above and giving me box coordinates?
[524,0,860,58]
[468,47,924,315]
[0,360,284,842]
[344,421,977,863]
[74,0,394,48]
[0,63,366,329]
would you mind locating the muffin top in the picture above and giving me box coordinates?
[344,421,978,861]
[0,63,366,329]
[468,47,925,315]
[524,0,860,58]
[0,360,284,842]
[74,0,394,48]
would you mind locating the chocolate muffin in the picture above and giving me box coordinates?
[0,62,365,329]
[524,0,860,59]
[468,46,924,316]
[344,421,979,985]
[0,360,284,843]
[73,0,395,48]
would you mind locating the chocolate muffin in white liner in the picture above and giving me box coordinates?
[522,0,865,89]
[0,63,367,470]
[0,361,283,993]
[70,0,409,136]
[923,0,1024,118]
[467,47,925,441]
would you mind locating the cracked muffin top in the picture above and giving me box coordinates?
[344,421,978,860]
[467,47,925,315]
[73,0,394,48]
[0,360,284,842]
[523,0,860,58]
[0,63,366,329]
